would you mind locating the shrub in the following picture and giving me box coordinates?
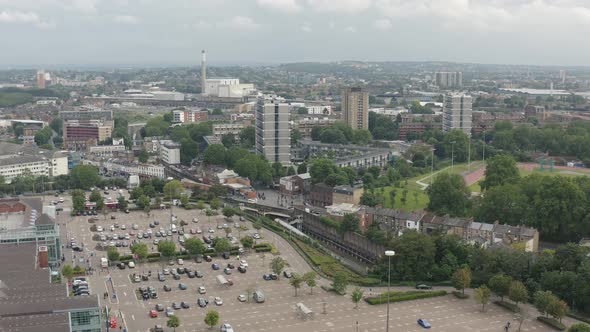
[536,316,566,331]
[567,313,590,325]
[147,252,161,258]
[147,257,160,263]
[119,255,133,261]
[452,291,470,299]
[494,300,520,313]
[176,254,190,260]
[365,290,448,305]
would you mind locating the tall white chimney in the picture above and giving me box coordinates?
[201,50,206,95]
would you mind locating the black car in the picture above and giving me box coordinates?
[178,283,187,290]
[149,223,155,228]
[172,273,181,280]
[237,266,247,273]
[163,285,171,292]
[222,253,230,259]
[227,263,235,269]
[197,298,208,308]
[416,284,432,290]
[187,271,195,278]
[181,301,190,309]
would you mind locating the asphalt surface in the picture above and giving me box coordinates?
[57,191,561,332]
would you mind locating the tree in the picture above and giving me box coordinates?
[204,310,219,329]
[89,189,104,210]
[351,287,364,308]
[427,173,470,217]
[568,324,590,332]
[509,280,529,307]
[129,187,144,200]
[389,189,397,209]
[474,285,491,312]
[474,184,528,225]
[240,236,253,250]
[117,196,128,211]
[184,238,206,256]
[158,240,176,258]
[488,274,512,301]
[222,207,235,219]
[210,198,220,210]
[339,213,359,235]
[166,315,180,332]
[239,126,255,148]
[386,231,435,281]
[62,264,74,280]
[130,242,148,261]
[137,149,149,163]
[287,166,296,176]
[291,128,303,145]
[534,290,556,317]
[360,191,379,207]
[70,165,100,190]
[289,273,304,296]
[481,155,520,191]
[163,179,184,200]
[297,163,307,174]
[221,133,235,148]
[303,272,318,294]
[205,208,214,225]
[136,195,150,209]
[204,144,227,165]
[270,257,286,279]
[71,189,86,212]
[547,298,568,323]
[50,118,63,135]
[214,238,231,254]
[107,247,120,262]
[180,195,189,207]
[332,271,349,294]
[196,200,205,210]
[34,126,53,145]
[297,107,308,114]
[452,267,472,295]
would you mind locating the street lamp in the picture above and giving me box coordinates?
[385,250,395,332]
[166,177,174,225]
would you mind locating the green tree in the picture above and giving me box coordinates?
[222,207,235,219]
[509,280,529,307]
[291,128,303,145]
[221,133,235,148]
[474,285,491,312]
[427,173,470,217]
[203,144,227,165]
[488,274,512,301]
[332,271,349,294]
[136,195,150,209]
[351,287,364,308]
[297,163,307,174]
[287,166,296,176]
[117,196,128,211]
[71,189,86,212]
[388,231,435,281]
[210,198,220,210]
[442,129,470,162]
[240,236,254,250]
[184,238,206,256]
[474,184,528,225]
[180,194,189,207]
[107,247,120,262]
[129,187,144,200]
[534,290,556,317]
[452,267,472,295]
[204,310,219,329]
[547,298,568,323]
[339,213,360,235]
[214,238,231,254]
[70,165,100,190]
[163,179,184,200]
[130,242,148,261]
[303,272,318,294]
[196,200,205,210]
[289,273,304,296]
[297,107,308,114]
[50,118,63,135]
[360,191,379,207]
[270,257,286,279]
[157,240,176,258]
[138,149,149,163]
[89,189,104,210]
[272,162,285,177]
[166,315,180,332]
[62,264,74,280]
[34,126,53,145]
[239,126,255,148]
[568,324,590,332]
[481,155,520,191]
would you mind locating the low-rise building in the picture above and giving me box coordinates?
[88,144,126,157]
[294,117,337,139]
[309,183,333,207]
[162,142,181,165]
[173,109,208,123]
[332,184,364,205]
[326,203,361,217]
[213,122,246,138]
[279,173,311,195]
[0,143,68,183]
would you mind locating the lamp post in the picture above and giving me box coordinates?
[385,250,395,332]
[166,177,174,226]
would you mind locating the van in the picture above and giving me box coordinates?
[253,290,265,303]
[171,224,177,233]
[101,257,108,268]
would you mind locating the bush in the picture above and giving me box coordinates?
[147,252,161,258]
[494,300,520,313]
[452,291,469,299]
[176,254,190,260]
[89,224,97,232]
[147,257,160,263]
[365,290,448,305]
[536,317,566,331]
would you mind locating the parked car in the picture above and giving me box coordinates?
[220,323,234,332]
[224,267,232,275]
[196,270,204,278]
[165,308,174,317]
[270,273,278,280]
[198,286,206,294]
[263,274,272,281]
[155,303,164,311]
[198,298,208,307]
[237,266,247,273]
[181,301,190,309]
[416,284,432,290]
[205,255,212,262]
[283,271,293,278]
[163,285,171,292]
[212,263,220,270]
[149,310,158,318]
[178,283,187,290]
[214,297,223,306]
[417,319,432,329]
[172,302,181,310]
[237,294,247,302]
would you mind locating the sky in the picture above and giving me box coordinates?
[1,0,590,68]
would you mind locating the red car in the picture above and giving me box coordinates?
[149,310,158,318]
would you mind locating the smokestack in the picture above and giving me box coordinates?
[201,50,206,95]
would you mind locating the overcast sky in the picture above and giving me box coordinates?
[1,0,590,68]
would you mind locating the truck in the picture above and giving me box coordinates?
[216,274,233,286]
[100,257,108,268]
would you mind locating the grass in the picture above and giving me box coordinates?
[379,162,483,211]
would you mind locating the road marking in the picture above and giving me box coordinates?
[131,314,135,321]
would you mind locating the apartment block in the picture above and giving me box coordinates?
[255,97,291,165]
[342,87,369,130]
[442,93,472,135]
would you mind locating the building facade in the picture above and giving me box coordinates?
[213,122,246,138]
[342,87,369,130]
[255,98,291,165]
[162,142,181,165]
[172,110,208,123]
[443,93,472,135]
[435,71,463,89]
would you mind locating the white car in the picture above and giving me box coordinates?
[163,269,170,275]
[132,224,139,230]
[177,258,184,265]
[196,229,203,234]
[198,286,206,294]
[239,260,248,268]
[166,307,174,317]
[110,225,115,231]
[253,233,260,239]
[214,297,223,306]
[237,294,247,302]
[220,323,234,332]
[120,224,126,230]
[128,262,135,268]
[208,229,215,233]
[96,226,103,232]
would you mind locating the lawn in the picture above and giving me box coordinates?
[378,162,483,212]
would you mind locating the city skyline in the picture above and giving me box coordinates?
[2,0,590,67]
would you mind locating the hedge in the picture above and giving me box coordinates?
[119,255,133,261]
[147,253,161,258]
[255,246,272,253]
[365,290,448,305]
[536,317,566,331]
[567,312,590,325]
[494,300,520,313]
[147,257,160,263]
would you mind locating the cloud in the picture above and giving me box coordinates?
[307,0,372,13]
[301,22,312,32]
[114,15,138,24]
[223,15,260,30]
[344,26,357,32]
[373,18,392,30]
[257,0,301,12]
[0,10,55,29]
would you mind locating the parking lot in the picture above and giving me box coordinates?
[57,192,558,332]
